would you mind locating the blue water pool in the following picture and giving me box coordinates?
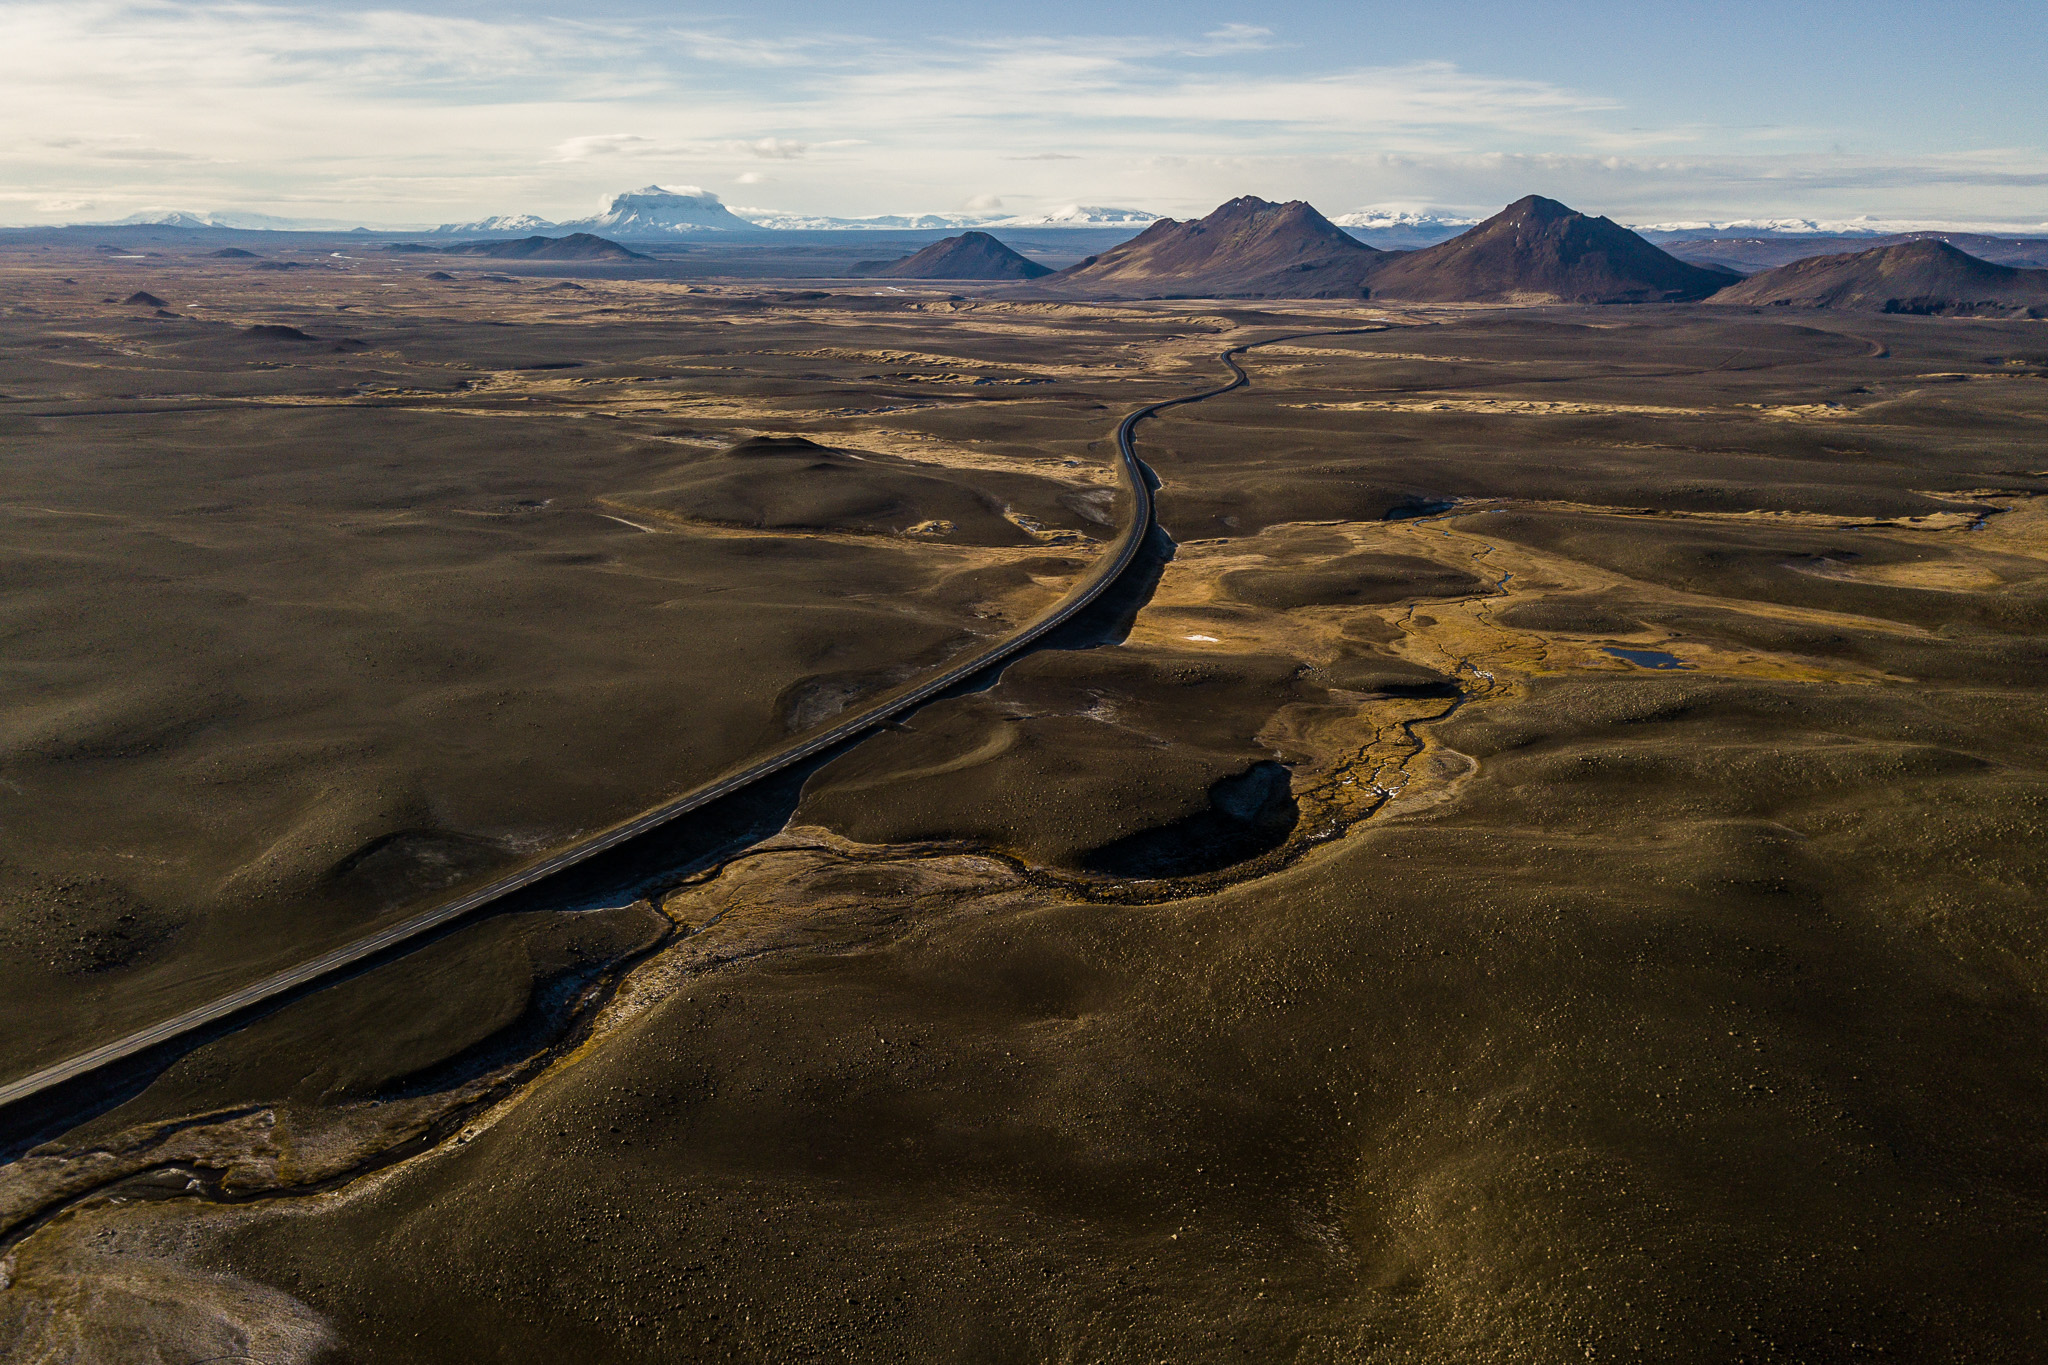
[1603,646,1692,670]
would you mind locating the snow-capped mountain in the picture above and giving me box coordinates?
[1326,207,2048,249]
[995,205,1158,227]
[1328,209,1479,230]
[110,208,385,231]
[1631,217,1858,237]
[732,210,991,231]
[115,210,219,228]
[729,203,1158,231]
[557,185,766,236]
[416,190,1158,236]
[1327,209,1480,248]
[426,213,560,236]
[425,187,761,237]
[1631,216,2048,240]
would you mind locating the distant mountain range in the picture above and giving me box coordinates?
[393,192,2047,314]
[1662,231,2048,275]
[1033,193,2048,313]
[1636,216,2048,240]
[1326,210,1480,248]
[740,204,1161,231]
[426,196,1460,242]
[109,208,386,232]
[432,214,557,236]
[428,187,1161,237]
[1042,194,1734,303]
[82,193,2048,246]
[60,186,2048,314]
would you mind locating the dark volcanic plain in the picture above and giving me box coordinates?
[3,239,2048,1364]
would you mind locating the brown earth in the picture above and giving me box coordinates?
[2,250,2047,1364]
[0,254,1215,1076]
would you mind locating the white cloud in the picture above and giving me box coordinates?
[32,135,223,164]
[821,49,1618,152]
[664,29,844,70]
[1,1,630,97]
[0,3,2037,227]
[1189,24,1276,55]
[553,134,664,162]
[735,137,808,159]
[553,134,814,163]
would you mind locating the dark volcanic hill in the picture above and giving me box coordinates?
[618,435,1101,547]
[1048,196,1384,298]
[1708,238,2048,317]
[868,232,1051,280]
[1367,195,1736,303]
[436,233,647,262]
[1666,232,2048,276]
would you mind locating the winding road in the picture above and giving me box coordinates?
[0,326,1386,1120]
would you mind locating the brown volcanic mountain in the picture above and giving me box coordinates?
[1367,195,1736,303]
[438,233,647,262]
[1708,238,2048,317]
[1667,231,2048,276]
[1048,196,1383,298]
[868,231,1051,280]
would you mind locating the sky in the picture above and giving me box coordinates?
[5,0,2046,228]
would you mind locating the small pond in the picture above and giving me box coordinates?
[1602,646,1692,670]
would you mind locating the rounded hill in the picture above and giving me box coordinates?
[1047,196,1384,299]
[613,435,1109,547]
[1708,238,2048,316]
[867,232,1051,281]
[1364,195,1737,304]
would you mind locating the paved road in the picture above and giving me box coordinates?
[0,326,1385,1115]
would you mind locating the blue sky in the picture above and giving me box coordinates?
[5,0,2045,227]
